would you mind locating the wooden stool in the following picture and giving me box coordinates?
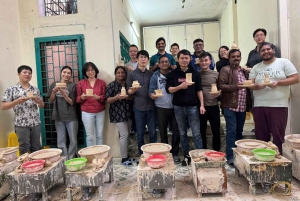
[137,155,176,201]
[8,156,66,201]
[65,156,113,201]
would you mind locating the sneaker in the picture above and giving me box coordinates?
[173,155,181,164]
[227,159,235,167]
[181,155,191,166]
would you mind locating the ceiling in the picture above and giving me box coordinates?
[128,0,229,27]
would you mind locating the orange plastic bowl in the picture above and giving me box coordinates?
[146,154,167,169]
[205,151,226,161]
[22,159,45,173]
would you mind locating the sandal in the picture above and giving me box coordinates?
[121,160,133,166]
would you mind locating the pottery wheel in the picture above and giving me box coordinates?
[236,139,267,149]
[80,146,108,155]
[31,151,59,159]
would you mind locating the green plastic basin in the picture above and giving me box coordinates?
[64,157,87,172]
[252,148,276,162]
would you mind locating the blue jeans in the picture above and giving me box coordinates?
[174,105,202,155]
[223,108,246,161]
[133,108,157,154]
[55,121,78,159]
[82,111,105,146]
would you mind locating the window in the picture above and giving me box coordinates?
[39,0,78,16]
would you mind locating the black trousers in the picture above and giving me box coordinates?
[156,107,180,155]
[199,105,221,151]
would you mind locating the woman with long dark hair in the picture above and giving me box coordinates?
[47,66,78,159]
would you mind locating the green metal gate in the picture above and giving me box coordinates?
[34,34,86,148]
[119,31,130,63]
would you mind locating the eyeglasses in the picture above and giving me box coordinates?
[86,69,95,72]
[160,61,169,63]
[255,34,265,38]
[194,44,204,47]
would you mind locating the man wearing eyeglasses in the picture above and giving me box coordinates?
[190,38,215,71]
[246,28,280,68]
[125,44,139,72]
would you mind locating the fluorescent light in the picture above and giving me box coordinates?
[130,21,140,38]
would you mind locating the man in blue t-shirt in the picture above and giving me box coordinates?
[150,37,176,71]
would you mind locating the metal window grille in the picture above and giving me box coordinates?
[35,35,86,148]
[44,0,78,16]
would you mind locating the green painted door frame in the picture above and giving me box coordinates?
[34,34,86,147]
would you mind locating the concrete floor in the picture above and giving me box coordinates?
[4,158,300,201]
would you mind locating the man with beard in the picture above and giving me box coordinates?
[249,42,299,154]
[150,37,176,71]
[218,49,252,166]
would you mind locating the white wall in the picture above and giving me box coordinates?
[0,0,140,156]
[0,0,22,147]
[220,0,279,65]
[288,0,300,134]
[236,0,279,65]
[219,0,234,49]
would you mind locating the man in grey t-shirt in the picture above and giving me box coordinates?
[125,44,138,72]
[249,42,299,154]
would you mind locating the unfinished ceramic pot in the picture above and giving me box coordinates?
[29,148,62,163]
[78,145,110,163]
[285,134,300,149]
[186,73,192,83]
[0,147,19,163]
[264,74,270,83]
[121,87,126,95]
[141,143,171,158]
[235,139,268,155]
[211,84,218,93]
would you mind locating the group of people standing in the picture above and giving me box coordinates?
[1,28,298,169]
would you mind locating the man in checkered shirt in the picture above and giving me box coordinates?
[218,49,252,166]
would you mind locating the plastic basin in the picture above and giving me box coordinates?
[65,158,87,172]
[146,154,167,169]
[252,148,276,162]
[22,160,45,173]
[205,151,226,161]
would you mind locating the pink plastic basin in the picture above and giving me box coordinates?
[146,154,167,169]
[205,151,226,161]
[22,159,45,173]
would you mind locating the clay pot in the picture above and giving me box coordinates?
[211,84,218,93]
[264,74,270,83]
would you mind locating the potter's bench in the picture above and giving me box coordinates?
[190,150,227,197]
[0,159,19,200]
[137,155,176,201]
[64,156,113,201]
[233,148,292,195]
[283,143,300,181]
[8,156,66,201]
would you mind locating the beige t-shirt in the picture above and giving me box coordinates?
[249,58,298,107]
[199,70,219,106]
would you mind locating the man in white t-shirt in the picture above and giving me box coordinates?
[249,42,299,154]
